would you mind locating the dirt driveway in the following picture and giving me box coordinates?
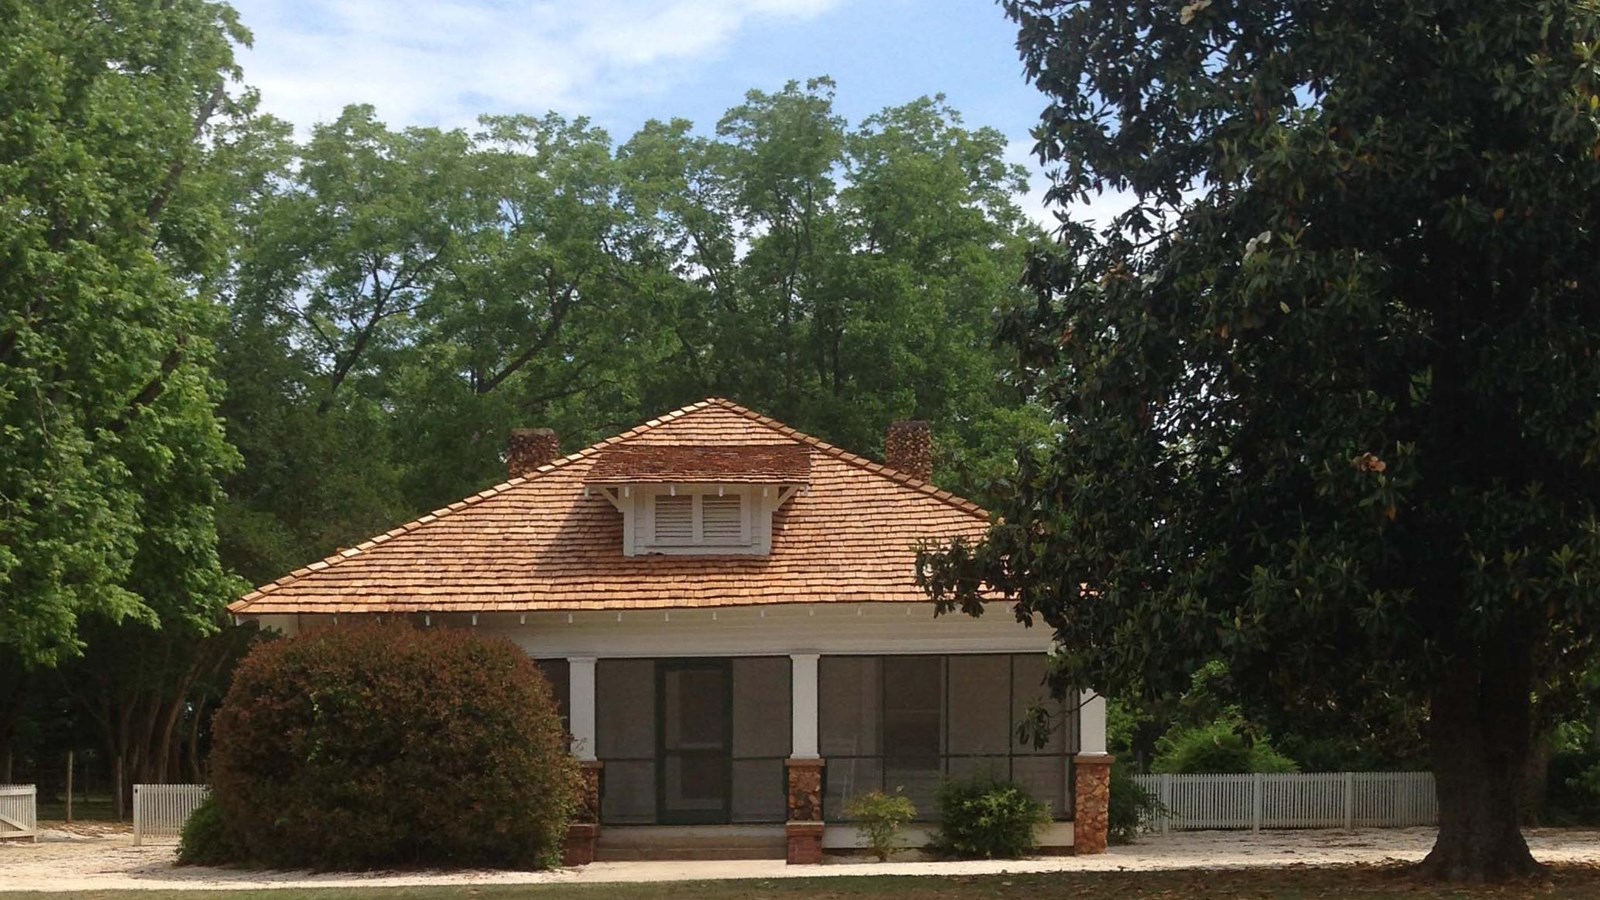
[4,824,1600,893]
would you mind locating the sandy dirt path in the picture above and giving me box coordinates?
[4,825,1600,893]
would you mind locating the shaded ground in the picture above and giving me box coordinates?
[3,826,1600,895]
[5,867,1600,900]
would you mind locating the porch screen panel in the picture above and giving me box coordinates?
[819,656,881,815]
[534,659,571,734]
[882,656,944,814]
[820,653,1075,823]
[819,656,882,756]
[596,659,656,824]
[947,655,1009,758]
[731,657,790,823]
[1011,655,1070,754]
[1010,655,1072,817]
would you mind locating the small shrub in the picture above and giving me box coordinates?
[176,795,242,866]
[1545,749,1600,825]
[1108,759,1160,844]
[209,621,580,870]
[931,776,1049,859]
[844,790,918,861]
[1151,720,1298,774]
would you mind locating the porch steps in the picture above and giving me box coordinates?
[595,825,788,861]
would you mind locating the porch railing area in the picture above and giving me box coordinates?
[1132,772,1437,832]
[132,783,210,845]
[0,785,37,842]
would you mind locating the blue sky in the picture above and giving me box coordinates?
[227,0,1130,225]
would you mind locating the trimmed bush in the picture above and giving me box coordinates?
[931,776,1049,859]
[844,789,918,861]
[1151,721,1298,774]
[177,795,243,866]
[206,622,580,870]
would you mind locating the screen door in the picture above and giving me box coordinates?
[657,660,732,824]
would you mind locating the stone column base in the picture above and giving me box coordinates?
[576,760,604,822]
[562,759,604,866]
[786,821,825,865]
[1073,753,1114,855]
[785,757,825,864]
[562,822,599,866]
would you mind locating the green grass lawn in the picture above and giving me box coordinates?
[6,867,1600,900]
[33,795,121,823]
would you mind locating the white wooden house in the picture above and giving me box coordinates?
[230,399,1112,863]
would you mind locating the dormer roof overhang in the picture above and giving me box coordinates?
[582,443,811,486]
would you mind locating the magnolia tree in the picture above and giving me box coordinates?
[920,0,1600,882]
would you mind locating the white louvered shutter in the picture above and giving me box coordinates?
[701,494,744,544]
[654,494,693,543]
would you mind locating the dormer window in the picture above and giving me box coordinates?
[586,444,810,557]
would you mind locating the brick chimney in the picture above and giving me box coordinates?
[507,427,561,478]
[884,420,932,483]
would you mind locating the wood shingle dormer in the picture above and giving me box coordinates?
[585,444,810,556]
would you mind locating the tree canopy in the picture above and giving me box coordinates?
[0,0,248,666]
[920,0,1600,882]
[215,79,1050,587]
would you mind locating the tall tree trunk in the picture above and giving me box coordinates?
[0,654,26,757]
[113,755,125,821]
[1418,640,1543,881]
[1522,726,1557,826]
[155,687,192,784]
[187,697,208,783]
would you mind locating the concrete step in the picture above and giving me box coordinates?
[596,825,788,861]
[596,846,787,861]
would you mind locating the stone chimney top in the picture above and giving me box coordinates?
[884,420,932,483]
[507,428,561,478]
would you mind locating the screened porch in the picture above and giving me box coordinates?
[543,653,1079,826]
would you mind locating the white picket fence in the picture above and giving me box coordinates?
[1132,772,1437,832]
[132,784,209,845]
[0,785,37,842]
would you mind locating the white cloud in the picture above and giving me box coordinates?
[230,0,842,134]
[1005,137,1140,234]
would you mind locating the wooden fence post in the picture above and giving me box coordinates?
[1251,773,1263,832]
[1343,772,1354,829]
[64,751,73,824]
[1161,774,1174,834]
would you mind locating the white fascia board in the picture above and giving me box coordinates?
[480,602,1055,659]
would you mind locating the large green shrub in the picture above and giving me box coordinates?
[202,622,579,870]
[1108,759,1159,844]
[1151,721,1298,774]
[931,776,1049,859]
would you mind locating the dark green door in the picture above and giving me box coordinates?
[657,659,732,825]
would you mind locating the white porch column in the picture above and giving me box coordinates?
[1079,688,1108,756]
[1074,687,1113,855]
[790,653,820,759]
[568,656,597,762]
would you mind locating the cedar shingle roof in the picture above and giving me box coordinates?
[584,443,810,484]
[229,398,989,616]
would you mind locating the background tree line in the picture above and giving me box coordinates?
[1,2,1052,807]
[213,78,1050,587]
